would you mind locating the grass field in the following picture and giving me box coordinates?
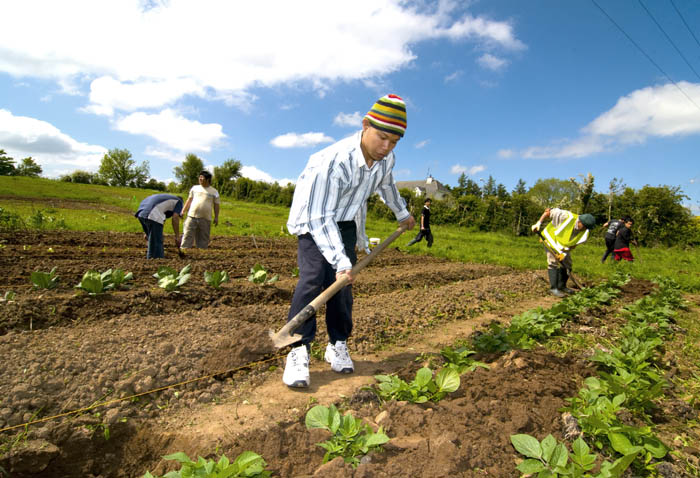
[2,176,699,290]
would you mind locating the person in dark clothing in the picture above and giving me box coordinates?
[406,198,433,247]
[134,194,183,259]
[614,217,636,262]
[601,216,624,263]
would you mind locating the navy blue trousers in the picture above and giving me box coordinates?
[287,221,357,347]
[138,217,165,259]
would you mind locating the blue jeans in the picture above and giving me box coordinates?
[287,222,357,346]
[138,217,164,259]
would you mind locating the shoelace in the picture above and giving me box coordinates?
[335,344,350,360]
[290,349,308,369]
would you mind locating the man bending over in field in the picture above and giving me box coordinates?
[135,193,183,259]
[282,94,416,388]
[531,208,595,297]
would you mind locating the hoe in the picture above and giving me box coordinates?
[536,230,584,289]
[269,225,408,348]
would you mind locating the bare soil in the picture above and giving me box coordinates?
[0,230,697,478]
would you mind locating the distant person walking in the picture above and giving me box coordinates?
[613,217,636,262]
[601,216,624,263]
[532,207,596,297]
[281,94,415,388]
[135,194,183,259]
[180,170,220,249]
[406,198,433,247]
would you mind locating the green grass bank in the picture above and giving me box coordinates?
[2,176,698,290]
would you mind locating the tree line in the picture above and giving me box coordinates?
[0,150,43,177]
[3,146,698,246]
[368,173,699,247]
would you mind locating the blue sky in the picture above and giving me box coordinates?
[1,0,699,214]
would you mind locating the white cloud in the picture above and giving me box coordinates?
[521,82,700,159]
[114,109,226,153]
[241,165,294,186]
[270,132,335,149]
[440,14,526,50]
[333,112,364,128]
[450,164,485,175]
[143,146,183,163]
[498,149,515,158]
[415,140,430,149]
[477,53,508,71]
[444,70,462,83]
[0,1,525,114]
[0,109,106,175]
[84,76,205,116]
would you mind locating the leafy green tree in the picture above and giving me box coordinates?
[212,158,242,196]
[482,175,497,196]
[98,148,149,187]
[173,153,205,191]
[15,157,42,177]
[143,178,167,191]
[0,149,16,176]
[513,179,527,195]
[527,178,578,209]
[568,172,595,213]
[606,177,625,221]
[59,170,105,184]
[617,185,697,246]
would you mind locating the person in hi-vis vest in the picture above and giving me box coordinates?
[531,208,596,297]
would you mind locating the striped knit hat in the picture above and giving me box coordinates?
[365,94,407,137]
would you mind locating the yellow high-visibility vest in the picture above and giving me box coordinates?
[542,211,589,254]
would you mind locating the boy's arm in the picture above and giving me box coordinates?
[181,196,193,218]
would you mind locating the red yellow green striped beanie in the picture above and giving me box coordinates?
[365,94,407,137]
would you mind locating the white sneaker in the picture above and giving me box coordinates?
[283,345,310,388]
[324,341,354,374]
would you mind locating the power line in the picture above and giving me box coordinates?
[589,0,700,112]
[669,0,700,51]
[638,0,700,81]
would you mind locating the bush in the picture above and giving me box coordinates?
[0,207,26,231]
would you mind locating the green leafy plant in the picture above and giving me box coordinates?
[75,271,106,295]
[204,270,229,289]
[305,404,389,467]
[471,321,512,354]
[440,345,489,374]
[75,269,134,295]
[0,207,26,231]
[1,291,15,302]
[247,264,278,285]
[109,269,134,289]
[30,267,59,289]
[372,367,460,403]
[153,265,191,292]
[510,433,639,478]
[143,450,272,478]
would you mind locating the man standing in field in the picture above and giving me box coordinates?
[180,170,220,250]
[406,198,433,247]
[134,193,183,259]
[531,207,596,297]
[282,94,416,388]
[601,216,624,263]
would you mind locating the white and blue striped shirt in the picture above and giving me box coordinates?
[287,130,410,272]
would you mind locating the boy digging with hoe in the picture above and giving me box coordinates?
[282,94,416,388]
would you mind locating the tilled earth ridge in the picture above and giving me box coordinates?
[0,231,697,478]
